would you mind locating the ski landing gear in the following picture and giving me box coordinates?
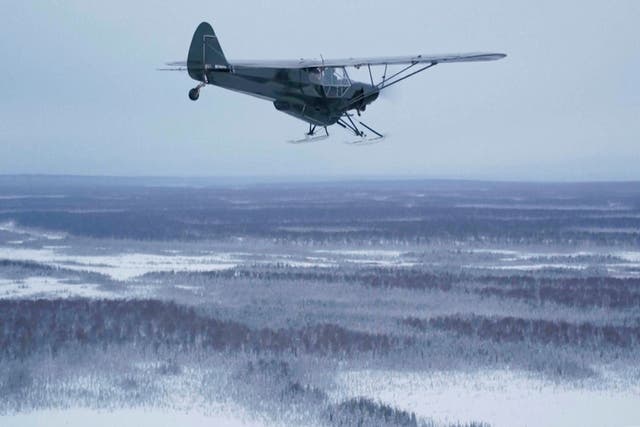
[287,124,330,144]
[337,114,385,145]
[288,118,385,145]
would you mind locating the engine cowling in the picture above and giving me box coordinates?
[349,87,379,113]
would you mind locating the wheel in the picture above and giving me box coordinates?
[188,88,200,101]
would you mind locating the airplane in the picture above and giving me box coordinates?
[163,22,506,143]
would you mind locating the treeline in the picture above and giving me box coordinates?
[150,266,640,308]
[2,178,639,244]
[148,267,458,292]
[0,259,110,283]
[224,357,489,427]
[402,315,640,348]
[476,276,640,308]
[0,259,57,272]
[0,299,397,360]
[325,397,490,427]
[3,200,640,244]
[326,397,418,427]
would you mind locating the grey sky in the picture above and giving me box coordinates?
[1,1,638,180]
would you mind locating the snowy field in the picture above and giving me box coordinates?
[1,177,639,427]
[1,408,283,427]
[334,369,640,427]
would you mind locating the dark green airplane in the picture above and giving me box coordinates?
[164,22,506,143]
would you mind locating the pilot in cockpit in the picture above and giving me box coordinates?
[308,67,323,85]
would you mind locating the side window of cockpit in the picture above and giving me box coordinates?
[308,68,322,85]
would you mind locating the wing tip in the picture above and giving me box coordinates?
[465,53,507,62]
[487,53,507,61]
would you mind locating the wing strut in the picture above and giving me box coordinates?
[377,61,437,91]
[345,61,439,114]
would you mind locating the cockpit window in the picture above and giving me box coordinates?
[307,67,351,97]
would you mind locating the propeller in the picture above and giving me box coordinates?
[378,84,402,103]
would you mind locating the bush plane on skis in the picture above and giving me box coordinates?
[162,22,506,144]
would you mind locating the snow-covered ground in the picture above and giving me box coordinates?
[4,218,640,280]
[314,249,417,267]
[0,247,240,281]
[468,248,640,277]
[0,407,292,427]
[334,369,640,427]
[0,244,418,282]
[0,221,67,241]
[0,277,114,299]
[2,210,639,426]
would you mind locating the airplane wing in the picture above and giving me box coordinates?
[229,53,506,69]
[164,53,505,70]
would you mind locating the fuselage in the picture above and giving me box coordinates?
[202,65,379,126]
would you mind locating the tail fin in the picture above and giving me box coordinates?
[187,22,229,81]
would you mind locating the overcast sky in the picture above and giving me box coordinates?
[0,1,638,181]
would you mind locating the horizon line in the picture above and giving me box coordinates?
[0,173,638,185]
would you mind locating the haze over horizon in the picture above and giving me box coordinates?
[1,1,638,181]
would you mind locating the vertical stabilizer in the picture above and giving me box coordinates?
[187,22,229,81]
